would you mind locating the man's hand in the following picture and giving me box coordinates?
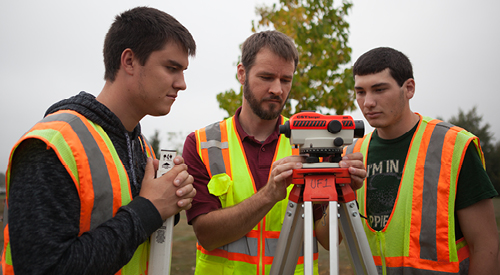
[139,156,196,220]
[192,154,305,251]
[339,152,366,190]
[261,155,304,203]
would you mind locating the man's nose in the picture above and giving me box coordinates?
[364,92,376,108]
[269,79,283,96]
[174,74,187,91]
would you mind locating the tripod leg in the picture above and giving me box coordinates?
[338,200,378,275]
[329,201,339,275]
[304,201,314,275]
[270,201,305,275]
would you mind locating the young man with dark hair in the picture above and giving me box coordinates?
[182,30,367,274]
[2,7,197,274]
[346,47,499,274]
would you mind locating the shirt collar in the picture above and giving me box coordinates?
[233,107,283,144]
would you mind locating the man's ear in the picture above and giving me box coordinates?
[404,78,416,99]
[121,48,136,76]
[237,63,246,85]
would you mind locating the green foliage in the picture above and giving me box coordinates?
[0,172,4,189]
[444,106,500,194]
[216,88,242,119]
[217,0,355,118]
[149,130,161,158]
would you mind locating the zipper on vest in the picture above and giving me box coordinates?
[377,231,387,275]
[259,219,263,275]
[257,219,266,275]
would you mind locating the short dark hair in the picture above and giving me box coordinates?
[103,6,196,81]
[241,30,298,73]
[353,47,413,87]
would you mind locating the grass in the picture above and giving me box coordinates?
[169,197,500,274]
[1,197,499,274]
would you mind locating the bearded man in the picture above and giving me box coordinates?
[182,30,367,275]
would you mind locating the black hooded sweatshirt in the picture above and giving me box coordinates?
[7,92,163,274]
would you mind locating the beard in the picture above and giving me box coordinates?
[243,79,287,120]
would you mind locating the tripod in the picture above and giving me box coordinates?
[270,160,377,275]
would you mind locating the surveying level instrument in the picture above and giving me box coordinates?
[270,112,377,275]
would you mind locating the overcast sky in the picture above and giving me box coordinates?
[1,0,499,173]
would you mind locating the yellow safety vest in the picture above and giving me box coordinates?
[2,110,155,275]
[194,116,319,275]
[345,114,483,275]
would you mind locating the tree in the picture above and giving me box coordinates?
[149,130,161,158]
[0,172,5,188]
[443,106,500,194]
[217,0,355,118]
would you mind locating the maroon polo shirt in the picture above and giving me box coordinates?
[183,107,324,225]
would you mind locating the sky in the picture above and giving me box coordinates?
[1,0,499,173]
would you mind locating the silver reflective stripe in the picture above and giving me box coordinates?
[419,122,448,261]
[202,122,228,176]
[200,140,228,150]
[265,237,318,257]
[217,236,258,256]
[42,113,113,230]
[345,140,357,155]
[216,236,318,258]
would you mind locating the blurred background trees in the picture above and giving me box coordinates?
[217,0,356,118]
[441,107,500,194]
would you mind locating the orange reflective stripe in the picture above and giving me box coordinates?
[31,118,95,233]
[357,115,471,274]
[2,225,11,270]
[23,120,83,190]
[408,119,436,259]
[272,136,283,163]
[29,110,126,234]
[3,109,149,274]
[353,138,363,153]
[197,243,259,264]
[195,116,314,274]
[456,241,470,262]
[138,135,156,159]
[246,230,260,238]
[196,121,232,178]
[435,129,460,261]
[197,229,262,260]
[67,111,126,225]
[263,230,280,239]
[196,127,212,177]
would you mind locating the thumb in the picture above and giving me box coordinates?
[143,158,155,180]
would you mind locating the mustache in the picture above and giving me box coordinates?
[262,94,283,103]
